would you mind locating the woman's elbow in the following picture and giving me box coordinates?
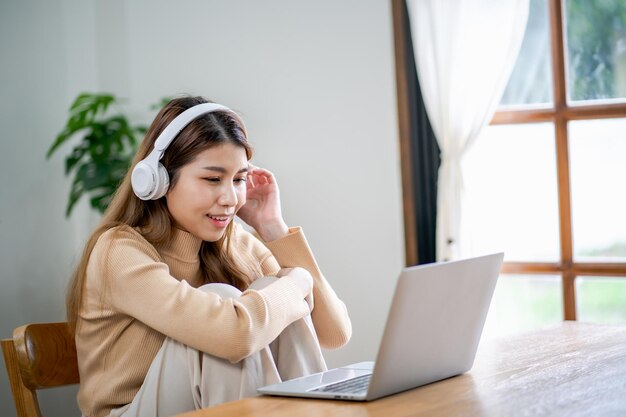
[319,321,352,350]
[225,348,252,364]
[219,328,268,363]
[219,336,258,363]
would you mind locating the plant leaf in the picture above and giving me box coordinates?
[66,176,85,217]
[48,93,118,158]
[64,143,89,175]
[89,192,113,214]
[53,92,171,216]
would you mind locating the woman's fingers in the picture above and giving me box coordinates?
[246,172,255,189]
[255,175,269,186]
[248,165,276,185]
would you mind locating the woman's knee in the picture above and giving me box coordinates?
[197,276,278,299]
[197,283,242,299]
[248,276,279,291]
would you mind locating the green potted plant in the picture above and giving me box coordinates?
[47,93,147,217]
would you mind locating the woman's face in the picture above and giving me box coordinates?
[166,143,248,242]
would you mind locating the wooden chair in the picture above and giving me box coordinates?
[1,322,79,417]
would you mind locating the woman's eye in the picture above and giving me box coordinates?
[234,177,247,184]
[204,177,220,183]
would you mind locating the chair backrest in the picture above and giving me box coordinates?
[1,322,79,417]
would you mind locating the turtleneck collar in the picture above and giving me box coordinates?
[157,227,203,263]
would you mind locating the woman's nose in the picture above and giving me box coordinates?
[218,184,237,207]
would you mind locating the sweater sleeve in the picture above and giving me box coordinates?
[242,226,352,349]
[94,228,310,363]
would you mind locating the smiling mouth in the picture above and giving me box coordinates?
[208,215,230,221]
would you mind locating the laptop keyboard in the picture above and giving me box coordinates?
[311,374,372,394]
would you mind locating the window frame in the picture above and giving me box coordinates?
[392,0,626,320]
[495,0,626,320]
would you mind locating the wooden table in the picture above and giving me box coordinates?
[176,322,626,417]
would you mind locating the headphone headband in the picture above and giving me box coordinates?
[153,102,243,152]
[131,102,244,200]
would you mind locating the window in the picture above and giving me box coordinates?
[475,0,626,328]
[391,0,626,333]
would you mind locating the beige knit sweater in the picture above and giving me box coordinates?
[76,224,351,417]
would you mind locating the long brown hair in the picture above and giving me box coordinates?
[67,96,261,332]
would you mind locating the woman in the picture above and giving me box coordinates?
[68,96,352,417]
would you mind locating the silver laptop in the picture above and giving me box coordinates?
[257,252,503,401]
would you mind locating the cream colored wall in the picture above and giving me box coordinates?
[0,1,403,416]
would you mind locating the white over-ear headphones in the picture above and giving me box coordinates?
[131,102,244,200]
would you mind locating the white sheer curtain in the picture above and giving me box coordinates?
[406,0,530,261]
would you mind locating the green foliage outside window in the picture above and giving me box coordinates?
[566,0,626,100]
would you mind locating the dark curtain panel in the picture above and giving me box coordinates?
[401,0,441,265]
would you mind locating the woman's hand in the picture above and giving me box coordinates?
[237,165,289,242]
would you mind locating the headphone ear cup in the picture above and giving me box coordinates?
[131,160,158,200]
[151,163,170,200]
